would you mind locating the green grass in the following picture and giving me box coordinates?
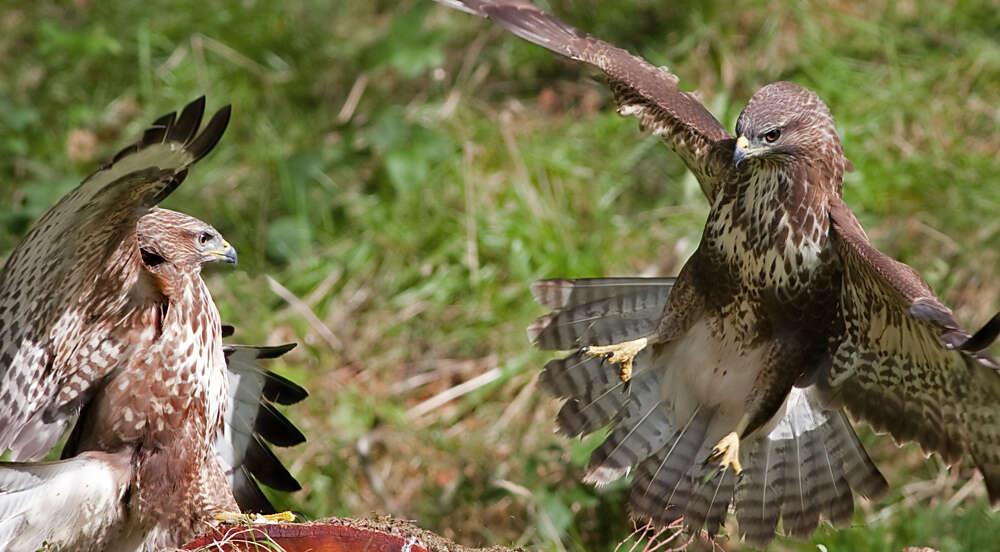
[1,1,999,550]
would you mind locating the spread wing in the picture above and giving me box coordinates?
[215,340,307,513]
[822,196,1000,502]
[527,277,675,350]
[436,0,735,201]
[0,98,231,459]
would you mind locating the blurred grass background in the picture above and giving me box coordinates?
[1,0,999,550]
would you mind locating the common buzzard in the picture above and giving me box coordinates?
[438,0,1000,546]
[0,98,306,551]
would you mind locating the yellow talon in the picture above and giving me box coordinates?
[262,511,296,522]
[583,337,648,382]
[214,510,296,523]
[705,431,743,474]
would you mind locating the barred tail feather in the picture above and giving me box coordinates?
[584,368,672,485]
[685,466,736,536]
[735,388,885,546]
[545,349,654,438]
[528,278,673,350]
[780,420,823,538]
[531,278,675,310]
[538,350,619,400]
[628,406,711,526]
[828,412,886,500]
[735,437,787,545]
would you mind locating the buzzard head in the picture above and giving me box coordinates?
[732,81,849,175]
[137,208,237,271]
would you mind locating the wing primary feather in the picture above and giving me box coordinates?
[243,436,301,492]
[168,96,206,144]
[149,111,177,131]
[530,277,675,310]
[254,402,306,447]
[217,340,305,509]
[959,312,1000,352]
[185,104,232,161]
[110,143,139,164]
[230,464,277,514]
[261,370,308,404]
[253,343,298,360]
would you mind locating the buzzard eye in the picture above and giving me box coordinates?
[198,232,213,245]
[763,129,781,143]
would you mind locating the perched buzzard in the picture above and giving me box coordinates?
[438,0,1000,546]
[0,98,306,551]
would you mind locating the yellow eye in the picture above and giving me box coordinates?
[763,129,781,143]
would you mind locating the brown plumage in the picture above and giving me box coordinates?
[0,99,306,551]
[439,0,1000,546]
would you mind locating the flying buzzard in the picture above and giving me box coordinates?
[438,0,1000,546]
[0,98,306,551]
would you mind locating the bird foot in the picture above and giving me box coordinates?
[704,431,743,474]
[214,510,296,524]
[582,337,648,382]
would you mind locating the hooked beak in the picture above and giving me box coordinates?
[205,239,238,265]
[733,135,766,167]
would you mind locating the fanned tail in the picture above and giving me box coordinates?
[735,388,886,546]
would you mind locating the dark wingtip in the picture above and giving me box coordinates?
[959,312,1000,353]
[255,343,297,359]
[263,369,308,404]
[168,96,207,145]
[246,438,302,492]
[232,464,278,514]
[186,104,232,162]
[256,402,307,447]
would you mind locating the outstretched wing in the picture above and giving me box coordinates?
[0,98,231,459]
[527,277,675,350]
[822,196,1000,502]
[436,0,735,200]
[215,341,307,514]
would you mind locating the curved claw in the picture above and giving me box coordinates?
[581,337,648,383]
[703,431,743,474]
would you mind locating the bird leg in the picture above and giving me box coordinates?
[703,413,751,480]
[214,510,296,524]
[582,336,648,383]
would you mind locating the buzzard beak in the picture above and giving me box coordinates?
[733,135,766,167]
[206,239,238,265]
[733,135,751,167]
